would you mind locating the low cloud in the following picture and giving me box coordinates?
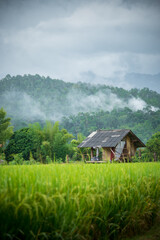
[1,88,157,124]
[1,91,46,121]
[66,89,148,115]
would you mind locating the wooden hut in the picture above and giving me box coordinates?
[78,129,145,162]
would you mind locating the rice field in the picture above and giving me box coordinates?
[0,162,160,240]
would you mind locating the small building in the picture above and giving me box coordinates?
[78,129,145,162]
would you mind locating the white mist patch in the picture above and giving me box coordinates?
[2,91,47,121]
[66,89,149,114]
[127,97,147,111]
[21,93,47,120]
[150,106,159,111]
[66,90,121,114]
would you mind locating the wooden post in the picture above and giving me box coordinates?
[91,147,94,159]
[66,155,69,163]
[154,152,157,162]
[139,149,141,161]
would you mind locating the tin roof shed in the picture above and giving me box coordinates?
[78,129,145,148]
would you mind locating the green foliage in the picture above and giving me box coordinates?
[46,155,52,164]
[62,108,160,143]
[0,108,13,147]
[41,121,73,162]
[145,132,160,161]
[5,127,41,161]
[5,121,74,163]
[9,153,24,165]
[131,132,160,162]
[0,163,160,239]
[71,133,90,161]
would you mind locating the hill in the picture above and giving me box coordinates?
[0,74,160,142]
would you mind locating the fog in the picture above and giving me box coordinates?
[1,88,157,122]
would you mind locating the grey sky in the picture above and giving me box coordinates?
[0,0,160,86]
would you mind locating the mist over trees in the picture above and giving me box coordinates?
[0,74,160,145]
[0,74,160,123]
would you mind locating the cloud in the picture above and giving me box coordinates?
[0,0,160,86]
[66,89,149,115]
[1,83,158,124]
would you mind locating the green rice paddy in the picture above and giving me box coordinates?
[0,162,160,240]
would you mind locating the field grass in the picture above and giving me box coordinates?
[0,162,160,240]
[123,215,160,240]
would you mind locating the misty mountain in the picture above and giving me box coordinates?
[0,74,160,142]
[0,74,160,122]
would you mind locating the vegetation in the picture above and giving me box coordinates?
[0,163,160,240]
[0,107,13,151]
[5,121,73,163]
[61,108,160,143]
[145,132,160,161]
[1,106,160,164]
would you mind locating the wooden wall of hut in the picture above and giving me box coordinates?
[102,147,111,161]
[125,136,137,157]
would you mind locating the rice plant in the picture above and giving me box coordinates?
[0,162,160,240]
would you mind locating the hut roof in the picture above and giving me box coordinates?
[78,129,145,148]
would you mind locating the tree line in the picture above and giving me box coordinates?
[0,107,160,163]
[0,108,86,163]
[61,108,160,143]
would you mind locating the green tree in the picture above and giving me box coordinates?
[145,132,160,161]
[42,121,73,161]
[71,133,89,161]
[0,108,13,147]
[5,127,41,161]
[52,128,73,161]
[5,121,74,163]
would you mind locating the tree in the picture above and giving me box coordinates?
[42,121,73,161]
[0,108,13,147]
[146,132,160,161]
[5,127,41,161]
[70,133,89,161]
[5,121,74,163]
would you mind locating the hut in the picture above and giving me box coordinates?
[78,129,145,162]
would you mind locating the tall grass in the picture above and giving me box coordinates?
[0,163,160,240]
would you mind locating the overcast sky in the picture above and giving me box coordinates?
[0,0,160,85]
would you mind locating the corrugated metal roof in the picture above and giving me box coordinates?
[78,129,145,148]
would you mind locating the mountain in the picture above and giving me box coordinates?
[0,74,160,142]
